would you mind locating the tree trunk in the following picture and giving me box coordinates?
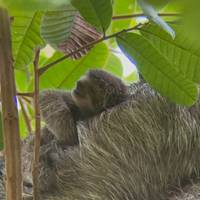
[0,8,22,200]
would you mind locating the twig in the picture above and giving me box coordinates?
[32,48,41,200]
[39,23,143,76]
[18,97,32,133]
[0,8,22,200]
[112,12,180,20]
[17,92,34,98]
[21,96,32,104]
[39,37,104,75]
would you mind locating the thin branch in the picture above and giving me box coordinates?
[39,37,104,75]
[112,12,181,20]
[0,8,22,200]
[39,23,143,76]
[32,48,41,200]
[21,96,32,104]
[17,92,34,98]
[18,97,32,133]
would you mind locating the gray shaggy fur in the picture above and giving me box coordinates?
[39,69,129,146]
[1,83,200,200]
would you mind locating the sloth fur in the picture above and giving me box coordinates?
[1,82,200,200]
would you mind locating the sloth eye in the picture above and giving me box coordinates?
[77,81,83,90]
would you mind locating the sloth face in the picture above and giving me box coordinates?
[72,69,128,118]
[72,75,95,113]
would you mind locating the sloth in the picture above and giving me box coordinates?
[39,69,129,145]
[19,69,130,194]
[1,76,200,200]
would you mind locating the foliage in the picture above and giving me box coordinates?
[140,24,200,83]
[12,11,45,70]
[40,4,77,50]
[137,0,175,38]
[111,0,136,34]
[0,0,70,12]
[117,33,198,106]
[0,0,200,143]
[40,43,109,89]
[71,0,112,33]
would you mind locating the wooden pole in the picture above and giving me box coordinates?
[0,8,22,200]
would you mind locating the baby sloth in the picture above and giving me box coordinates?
[39,69,129,146]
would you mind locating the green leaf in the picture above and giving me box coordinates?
[111,0,135,33]
[40,42,109,89]
[140,24,200,83]
[0,112,3,150]
[71,0,112,32]
[123,71,139,84]
[41,5,77,49]
[19,110,28,138]
[137,0,175,38]
[117,33,198,106]
[0,0,70,12]
[145,0,171,9]
[103,53,123,78]
[15,70,32,92]
[12,11,45,70]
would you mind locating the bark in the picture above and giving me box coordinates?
[0,8,22,200]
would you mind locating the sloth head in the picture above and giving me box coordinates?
[72,69,129,117]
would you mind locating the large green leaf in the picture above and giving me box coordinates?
[137,0,175,38]
[15,70,33,92]
[12,11,45,70]
[145,0,171,8]
[140,24,200,83]
[71,0,112,33]
[103,53,123,78]
[111,0,135,33]
[0,0,70,12]
[41,5,77,48]
[40,42,109,89]
[117,33,198,106]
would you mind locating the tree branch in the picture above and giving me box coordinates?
[17,92,34,98]
[112,12,180,20]
[21,96,32,104]
[32,48,41,200]
[38,12,180,76]
[0,8,22,200]
[39,23,143,76]
[39,37,104,76]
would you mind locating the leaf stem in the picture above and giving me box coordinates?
[112,13,180,20]
[39,23,143,75]
[17,92,34,98]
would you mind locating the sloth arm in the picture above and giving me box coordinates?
[39,90,78,145]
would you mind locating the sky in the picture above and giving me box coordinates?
[114,47,137,76]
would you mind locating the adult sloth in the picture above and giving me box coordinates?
[1,82,200,200]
